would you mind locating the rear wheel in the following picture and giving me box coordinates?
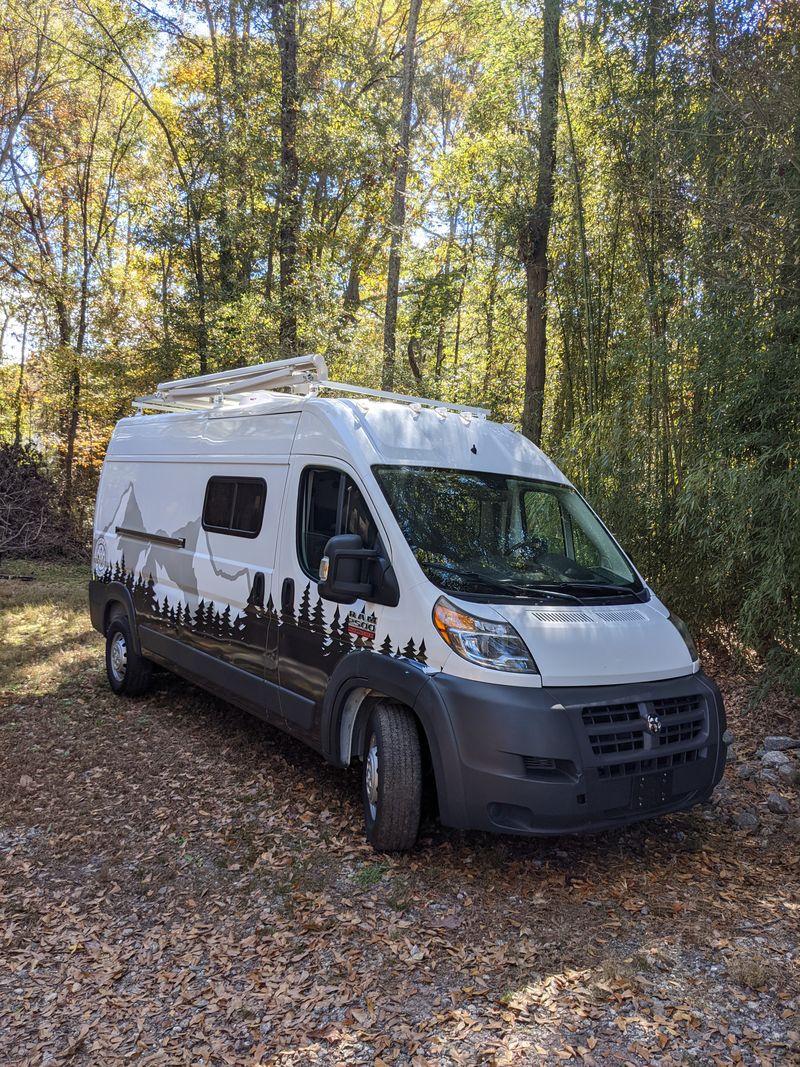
[105,616,152,697]
[362,702,422,852]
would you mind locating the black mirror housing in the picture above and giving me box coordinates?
[317,534,400,607]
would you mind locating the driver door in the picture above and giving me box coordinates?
[275,460,381,744]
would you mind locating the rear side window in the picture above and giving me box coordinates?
[202,476,267,538]
[298,468,379,577]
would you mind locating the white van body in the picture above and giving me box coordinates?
[90,359,726,848]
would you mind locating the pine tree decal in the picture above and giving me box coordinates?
[194,599,207,632]
[132,573,144,612]
[340,618,354,653]
[400,637,417,660]
[144,574,158,616]
[168,605,177,628]
[325,606,342,655]
[311,597,326,635]
[416,639,428,665]
[298,583,312,629]
[220,604,232,639]
[161,595,169,619]
[379,634,394,657]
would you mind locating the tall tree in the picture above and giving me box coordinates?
[519,0,561,445]
[271,0,301,356]
[381,0,423,390]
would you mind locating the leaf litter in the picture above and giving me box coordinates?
[0,565,798,1065]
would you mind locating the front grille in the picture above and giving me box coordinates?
[582,702,640,726]
[660,718,704,745]
[583,694,708,777]
[596,748,702,779]
[652,694,705,717]
[588,729,644,756]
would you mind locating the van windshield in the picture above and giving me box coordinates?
[372,465,645,601]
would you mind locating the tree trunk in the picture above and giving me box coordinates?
[272,0,301,356]
[13,313,29,447]
[191,213,209,373]
[433,206,458,379]
[203,0,236,299]
[381,0,423,390]
[519,0,560,445]
[482,241,500,399]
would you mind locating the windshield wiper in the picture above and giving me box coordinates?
[563,582,642,599]
[424,564,584,603]
[424,562,524,595]
[516,585,585,604]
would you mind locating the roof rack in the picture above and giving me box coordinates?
[133,354,489,417]
[133,354,327,412]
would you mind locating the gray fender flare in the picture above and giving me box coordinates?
[320,651,468,828]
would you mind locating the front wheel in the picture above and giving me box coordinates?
[105,616,152,697]
[362,702,422,852]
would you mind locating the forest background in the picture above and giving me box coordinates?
[0,0,797,687]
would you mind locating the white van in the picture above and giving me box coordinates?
[90,356,726,850]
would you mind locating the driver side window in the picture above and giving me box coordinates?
[299,468,379,577]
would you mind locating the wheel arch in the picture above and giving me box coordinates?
[90,579,142,654]
[320,651,467,828]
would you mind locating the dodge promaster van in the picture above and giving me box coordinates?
[90,356,726,850]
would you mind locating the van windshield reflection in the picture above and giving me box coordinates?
[372,465,644,601]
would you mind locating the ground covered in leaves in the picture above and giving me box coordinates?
[1,562,798,1067]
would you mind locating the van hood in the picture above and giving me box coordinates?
[492,598,697,687]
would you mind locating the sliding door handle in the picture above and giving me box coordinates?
[281,577,294,614]
[250,571,265,609]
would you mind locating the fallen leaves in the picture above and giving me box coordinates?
[0,566,798,1066]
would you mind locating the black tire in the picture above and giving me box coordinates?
[105,616,153,697]
[362,702,422,852]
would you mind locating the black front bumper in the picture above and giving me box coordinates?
[418,670,727,835]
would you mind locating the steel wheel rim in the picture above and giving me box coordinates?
[109,631,128,683]
[365,733,379,821]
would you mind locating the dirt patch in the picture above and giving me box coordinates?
[1,563,798,1065]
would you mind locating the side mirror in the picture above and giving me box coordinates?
[318,534,400,607]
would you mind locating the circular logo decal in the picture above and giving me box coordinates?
[94,536,107,576]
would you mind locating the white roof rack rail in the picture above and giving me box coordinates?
[319,381,488,417]
[132,353,489,418]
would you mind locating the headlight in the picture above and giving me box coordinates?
[432,596,538,673]
[669,612,699,663]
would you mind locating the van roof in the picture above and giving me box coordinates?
[112,389,570,485]
[297,395,569,483]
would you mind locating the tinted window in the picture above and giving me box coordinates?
[299,468,379,576]
[202,477,267,537]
